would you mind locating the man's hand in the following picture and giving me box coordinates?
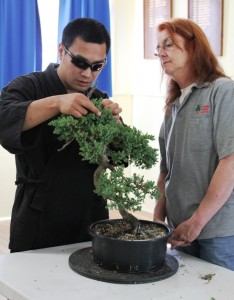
[23,93,101,131]
[57,93,101,118]
[102,99,122,123]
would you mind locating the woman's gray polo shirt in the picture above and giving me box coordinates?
[159,77,234,239]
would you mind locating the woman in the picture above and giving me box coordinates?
[153,18,234,270]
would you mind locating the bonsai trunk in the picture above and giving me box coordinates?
[93,151,141,234]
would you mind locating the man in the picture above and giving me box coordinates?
[0,18,122,252]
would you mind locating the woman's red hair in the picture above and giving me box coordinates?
[157,18,226,109]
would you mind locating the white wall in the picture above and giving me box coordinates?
[37,0,59,69]
[0,146,15,218]
[110,0,165,212]
[1,0,234,218]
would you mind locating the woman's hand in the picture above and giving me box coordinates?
[168,217,202,249]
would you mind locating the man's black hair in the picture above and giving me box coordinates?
[62,17,111,54]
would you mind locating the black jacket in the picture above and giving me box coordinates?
[0,63,109,251]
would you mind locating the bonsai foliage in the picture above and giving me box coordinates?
[49,99,160,232]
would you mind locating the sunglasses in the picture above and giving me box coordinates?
[64,46,107,72]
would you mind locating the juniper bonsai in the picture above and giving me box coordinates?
[49,99,160,234]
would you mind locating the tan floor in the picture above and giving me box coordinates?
[0,218,10,254]
[0,210,153,255]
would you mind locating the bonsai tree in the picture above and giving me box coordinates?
[49,99,161,234]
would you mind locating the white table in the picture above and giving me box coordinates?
[0,241,233,300]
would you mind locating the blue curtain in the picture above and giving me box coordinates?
[58,0,112,96]
[0,0,42,89]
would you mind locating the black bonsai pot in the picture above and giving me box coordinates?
[89,219,173,273]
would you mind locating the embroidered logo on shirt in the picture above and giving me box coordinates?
[195,104,209,115]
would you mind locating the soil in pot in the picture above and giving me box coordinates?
[89,219,172,273]
[91,219,168,240]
